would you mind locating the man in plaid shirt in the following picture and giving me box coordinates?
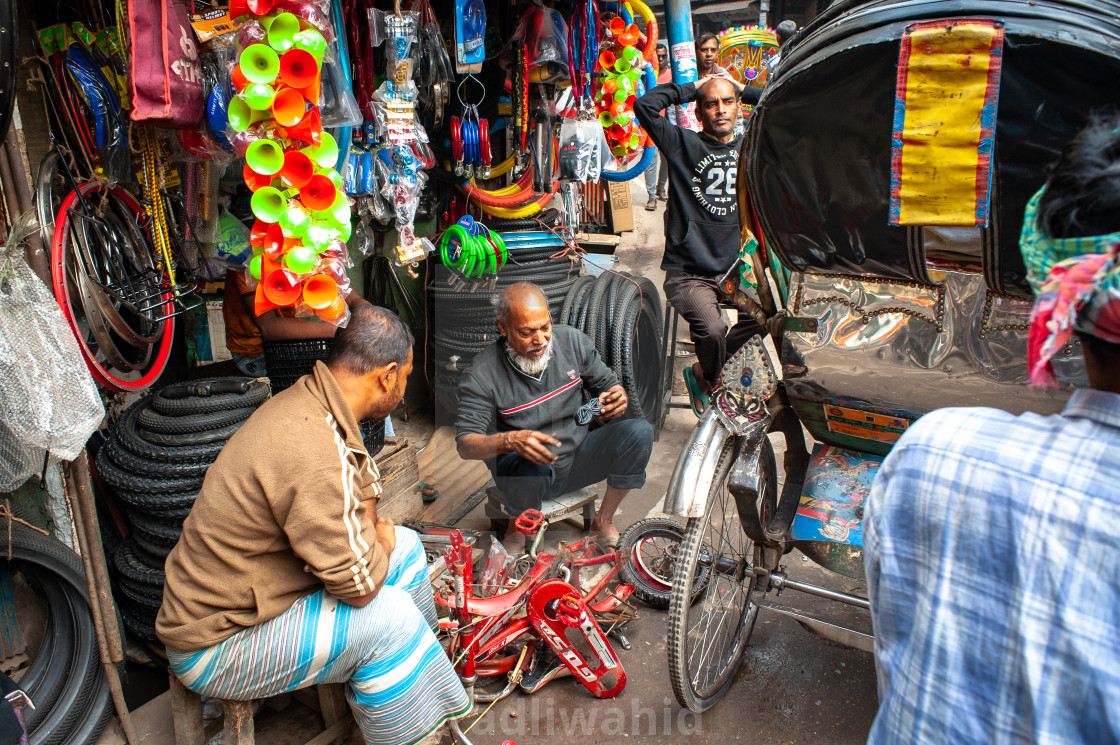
[865,115,1120,744]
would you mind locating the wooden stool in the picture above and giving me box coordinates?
[168,674,353,745]
[484,484,598,534]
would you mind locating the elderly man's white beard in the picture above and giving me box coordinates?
[505,338,554,375]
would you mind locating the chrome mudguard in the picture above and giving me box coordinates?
[663,409,733,518]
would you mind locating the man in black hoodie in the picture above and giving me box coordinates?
[635,75,763,414]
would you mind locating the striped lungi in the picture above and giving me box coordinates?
[168,526,470,745]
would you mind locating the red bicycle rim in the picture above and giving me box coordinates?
[51,183,175,392]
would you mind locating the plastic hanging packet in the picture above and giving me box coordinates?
[558,118,610,182]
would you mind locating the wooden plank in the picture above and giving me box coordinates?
[168,676,205,745]
[317,684,351,745]
[418,426,493,524]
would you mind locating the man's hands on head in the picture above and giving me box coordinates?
[598,385,628,420]
[507,430,561,465]
[696,72,745,95]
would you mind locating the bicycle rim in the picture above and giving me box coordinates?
[51,183,174,392]
[667,435,759,712]
[633,532,680,591]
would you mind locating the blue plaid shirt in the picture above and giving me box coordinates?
[865,389,1120,745]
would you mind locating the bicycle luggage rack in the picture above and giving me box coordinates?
[104,266,203,323]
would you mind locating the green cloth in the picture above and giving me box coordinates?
[1019,185,1120,295]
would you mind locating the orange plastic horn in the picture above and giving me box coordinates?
[243,163,273,192]
[283,107,322,146]
[272,87,307,127]
[302,273,339,310]
[279,49,318,89]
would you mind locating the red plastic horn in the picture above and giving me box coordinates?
[299,174,336,211]
[242,163,273,192]
[282,106,322,146]
[279,49,318,90]
[250,219,270,249]
[246,0,276,14]
[279,150,314,189]
[272,87,306,128]
[263,223,285,259]
[228,0,250,19]
[263,266,302,306]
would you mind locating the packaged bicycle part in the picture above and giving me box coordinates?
[558,118,609,183]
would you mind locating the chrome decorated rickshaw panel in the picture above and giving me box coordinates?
[781,269,1080,456]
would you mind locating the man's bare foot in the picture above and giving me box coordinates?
[590,518,621,547]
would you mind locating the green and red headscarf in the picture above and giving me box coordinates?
[1020,186,1120,387]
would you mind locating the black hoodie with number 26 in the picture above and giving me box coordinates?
[635,81,762,277]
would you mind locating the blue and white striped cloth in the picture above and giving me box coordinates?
[169,527,470,745]
[865,389,1120,745]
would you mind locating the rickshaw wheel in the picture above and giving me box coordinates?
[667,435,761,712]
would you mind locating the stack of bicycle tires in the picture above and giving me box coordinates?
[560,271,664,428]
[97,377,270,641]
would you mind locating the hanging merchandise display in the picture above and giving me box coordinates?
[367,8,437,266]
[454,0,486,72]
[438,215,507,288]
[593,0,658,181]
[230,0,354,324]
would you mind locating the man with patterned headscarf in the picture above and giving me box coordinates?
[863,114,1120,745]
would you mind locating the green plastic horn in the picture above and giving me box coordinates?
[245,139,285,176]
[241,83,276,111]
[324,169,344,189]
[267,13,300,53]
[279,206,311,237]
[303,225,334,252]
[240,44,280,84]
[301,132,339,169]
[599,111,614,127]
[249,254,263,280]
[228,98,267,132]
[292,29,327,63]
[282,244,317,274]
[250,185,286,223]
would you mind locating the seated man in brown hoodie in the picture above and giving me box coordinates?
[157,307,469,745]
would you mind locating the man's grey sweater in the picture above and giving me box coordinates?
[455,325,619,481]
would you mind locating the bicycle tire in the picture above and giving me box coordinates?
[130,533,172,566]
[117,577,163,611]
[96,447,205,495]
[120,602,159,642]
[561,275,595,327]
[105,436,213,479]
[137,420,243,446]
[50,183,175,393]
[114,400,229,463]
[115,487,198,512]
[138,405,254,435]
[19,572,68,732]
[667,436,759,713]
[618,517,709,609]
[112,539,165,588]
[151,378,270,416]
[0,0,17,143]
[584,270,615,358]
[127,510,183,548]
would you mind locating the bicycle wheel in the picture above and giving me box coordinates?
[619,517,709,610]
[667,434,761,712]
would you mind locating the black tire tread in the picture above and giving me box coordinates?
[151,378,270,416]
[105,436,213,479]
[96,448,205,495]
[138,405,253,435]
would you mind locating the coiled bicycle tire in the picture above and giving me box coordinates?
[560,275,595,326]
[130,533,172,566]
[114,487,198,512]
[127,510,183,548]
[137,420,244,446]
[114,400,230,463]
[138,404,254,435]
[105,436,213,479]
[112,539,166,588]
[120,602,159,642]
[117,577,163,611]
[96,447,205,495]
[151,378,270,416]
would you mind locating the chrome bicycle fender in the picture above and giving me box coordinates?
[663,409,733,518]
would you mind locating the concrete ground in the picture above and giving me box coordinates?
[100,179,878,745]
[440,179,880,744]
